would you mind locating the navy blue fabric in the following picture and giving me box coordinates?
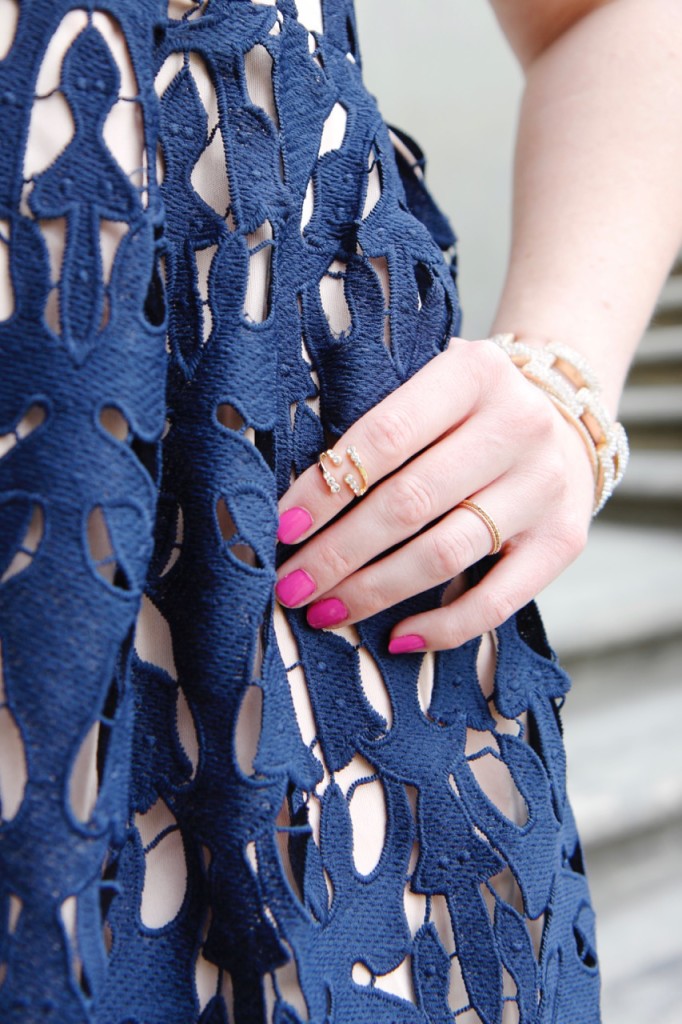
[0,2,600,1022]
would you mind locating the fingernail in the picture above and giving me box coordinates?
[388,634,426,655]
[277,506,313,545]
[275,568,317,606]
[307,598,349,629]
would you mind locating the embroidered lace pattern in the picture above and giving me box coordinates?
[0,1,601,1022]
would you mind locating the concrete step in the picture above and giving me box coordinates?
[562,679,682,849]
[559,630,682,853]
[587,818,682,1024]
[618,385,682,423]
[538,523,682,1024]
[537,522,682,661]
[602,449,682,528]
[637,323,682,361]
[617,383,682,448]
[627,325,682,385]
[557,631,681,716]
[619,426,682,450]
[537,522,682,842]
[652,272,682,325]
[542,263,682,1021]
[603,493,682,530]
[536,519,682,1023]
[614,450,682,499]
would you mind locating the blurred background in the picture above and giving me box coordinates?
[357,3,682,1022]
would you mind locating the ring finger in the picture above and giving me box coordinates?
[302,481,523,633]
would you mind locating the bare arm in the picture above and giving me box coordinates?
[490,0,682,412]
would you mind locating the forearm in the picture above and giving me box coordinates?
[491,0,682,415]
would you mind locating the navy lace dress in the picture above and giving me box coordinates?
[0,2,601,1022]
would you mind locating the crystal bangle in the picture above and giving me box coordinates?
[489,333,630,515]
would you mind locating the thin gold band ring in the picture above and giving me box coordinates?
[459,499,502,556]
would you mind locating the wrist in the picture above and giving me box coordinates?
[487,321,631,420]
[488,333,630,515]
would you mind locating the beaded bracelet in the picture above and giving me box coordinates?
[489,333,630,515]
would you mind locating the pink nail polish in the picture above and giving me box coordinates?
[277,506,313,545]
[388,634,426,655]
[307,598,349,629]
[275,568,317,606]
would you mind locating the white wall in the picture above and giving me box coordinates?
[355,0,524,339]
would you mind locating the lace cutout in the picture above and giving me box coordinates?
[0,2,599,1022]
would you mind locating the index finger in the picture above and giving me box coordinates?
[276,338,483,544]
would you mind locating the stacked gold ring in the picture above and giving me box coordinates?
[459,499,502,556]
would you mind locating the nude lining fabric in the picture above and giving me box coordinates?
[0,1,600,1022]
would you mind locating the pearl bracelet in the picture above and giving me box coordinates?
[489,333,629,515]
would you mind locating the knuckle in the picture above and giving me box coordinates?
[481,586,516,627]
[363,406,414,462]
[321,544,355,582]
[386,475,434,531]
[538,389,578,445]
[438,612,464,650]
[469,338,512,387]
[538,448,570,497]
[501,375,555,439]
[527,391,558,437]
[558,518,589,560]
[426,527,475,579]
[358,571,388,615]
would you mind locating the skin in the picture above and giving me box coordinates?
[275,0,682,653]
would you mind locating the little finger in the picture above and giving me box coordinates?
[386,537,565,653]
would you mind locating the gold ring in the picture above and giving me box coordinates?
[318,445,369,498]
[459,500,502,555]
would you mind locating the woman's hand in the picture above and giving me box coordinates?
[274,336,595,653]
